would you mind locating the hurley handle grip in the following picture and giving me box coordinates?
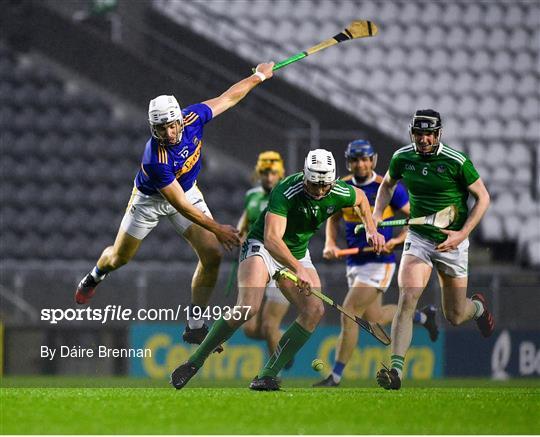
[354,218,408,234]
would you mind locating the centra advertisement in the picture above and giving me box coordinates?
[129,324,443,379]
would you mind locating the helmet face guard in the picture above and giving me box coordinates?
[303,149,336,199]
[345,139,378,171]
[409,109,442,155]
[148,95,184,145]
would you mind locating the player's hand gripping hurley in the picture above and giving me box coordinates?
[354,205,458,234]
[273,268,391,346]
[252,20,378,72]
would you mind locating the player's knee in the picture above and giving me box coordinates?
[400,291,420,312]
[199,246,222,269]
[304,301,325,323]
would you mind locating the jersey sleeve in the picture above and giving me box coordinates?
[184,103,213,127]
[267,185,291,217]
[339,181,357,208]
[142,163,176,190]
[389,181,409,210]
[460,158,480,186]
[388,154,403,180]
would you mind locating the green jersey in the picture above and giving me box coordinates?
[389,143,480,243]
[248,172,356,259]
[244,186,270,231]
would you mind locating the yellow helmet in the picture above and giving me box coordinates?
[255,151,285,179]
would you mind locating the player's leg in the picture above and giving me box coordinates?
[181,223,223,341]
[363,292,397,325]
[167,185,223,343]
[363,293,439,342]
[243,298,264,340]
[433,239,494,337]
[252,267,324,390]
[377,254,431,390]
[261,296,290,367]
[75,189,155,304]
[170,254,268,389]
[437,270,494,336]
[315,282,378,387]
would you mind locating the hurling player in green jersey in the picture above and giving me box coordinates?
[237,151,293,369]
[374,110,494,391]
[171,149,385,391]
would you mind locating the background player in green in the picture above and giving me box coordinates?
[374,109,494,390]
[171,149,385,390]
[237,151,293,369]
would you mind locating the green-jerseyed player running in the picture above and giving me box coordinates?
[374,109,494,390]
[171,149,386,390]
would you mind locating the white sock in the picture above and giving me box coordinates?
[418,312,427,324]
[331,372,342,383]
[473,299,484,320]
[188,317,205,329]
[90,266,107,282]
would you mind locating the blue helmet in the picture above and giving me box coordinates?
[345,139,377,170]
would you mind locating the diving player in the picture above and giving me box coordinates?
[75,63,275,349]
[314,140,438,387]
[238,151,293,368]
[170,149,386,390]
[375,110,493,390]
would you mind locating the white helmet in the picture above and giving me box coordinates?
[148,95,184,144]
[303,149,336,185]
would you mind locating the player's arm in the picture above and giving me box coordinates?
[323,209,342,259]
[437,178,490,252]
[203,62,274,118]
[264,212,312,291]
[352,187,385,253]
[373,171,399,224]
[159,181,240,250]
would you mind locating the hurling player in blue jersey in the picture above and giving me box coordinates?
[75,62,275,347]
[314,140,438,387]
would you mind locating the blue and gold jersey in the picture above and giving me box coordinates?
[135,103,212,195]
[342,173,408,266]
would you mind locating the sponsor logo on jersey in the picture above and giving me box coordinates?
[326,206,335,214]
[436,165,446,173]
[405,163,416,171]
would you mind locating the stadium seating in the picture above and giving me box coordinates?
[0,39,250,263]
[152,0,540,265]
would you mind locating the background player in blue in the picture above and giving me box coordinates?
[75,62,275,348]
[314,140,438,387]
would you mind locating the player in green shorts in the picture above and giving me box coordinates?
[170,149,385,390]
[374,109,494,390]
[237,151,293,369]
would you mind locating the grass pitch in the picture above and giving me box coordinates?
[1,377,539,434]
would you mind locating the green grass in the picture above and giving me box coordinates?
[1,377,539,434]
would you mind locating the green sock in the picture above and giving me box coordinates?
[189,318,236,368]
[259,321,311,378]
[391,354,405,378]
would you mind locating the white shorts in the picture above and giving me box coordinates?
[240,238,315,288]
[346,263,396,292]
[403,230,469,277]
[120,184,212,240]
